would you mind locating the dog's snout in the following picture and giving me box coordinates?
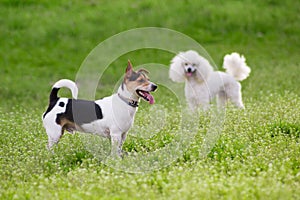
[187,67,192,73]
[151,84,157,91]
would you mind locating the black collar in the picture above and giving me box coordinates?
[118,93,139,108]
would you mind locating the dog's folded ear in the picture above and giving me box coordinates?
[137,68,149,75]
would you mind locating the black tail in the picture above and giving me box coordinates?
[49,87,60,102]
[43,88,60,119]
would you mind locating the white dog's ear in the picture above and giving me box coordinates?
[194,56,213,82]
[169,53,186,83]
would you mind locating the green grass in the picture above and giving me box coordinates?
[1,0,300,199]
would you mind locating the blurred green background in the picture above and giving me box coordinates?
[1,0,299,109]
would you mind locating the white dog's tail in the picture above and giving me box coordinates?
[50,79,78,102]
[223,52,251,81]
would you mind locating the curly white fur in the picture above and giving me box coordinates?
[169,50,251,111]
[223,52,251,81]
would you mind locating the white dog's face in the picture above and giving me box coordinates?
[182,61,198,77]
[169,50,213,83]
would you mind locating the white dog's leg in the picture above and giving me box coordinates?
[187,99,198,112]
[120,132,127,147]
[227,83,245,109]
[120,132,128,156]
[231,92,245,109]
[200,102,211,111]
[188,96,211,112]
[110,132,123,157]
[217,91,227,108]
[198,92,211,111]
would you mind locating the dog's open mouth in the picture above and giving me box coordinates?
[185,68,196,77]
[136,90,155,104]
[186,72,194,77]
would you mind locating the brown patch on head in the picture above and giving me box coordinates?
[135,70,150,86]
[123,69,152,93]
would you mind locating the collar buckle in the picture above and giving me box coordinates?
[118,93,139,108]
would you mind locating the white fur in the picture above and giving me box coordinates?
[223,52,251,81]
[52,79,78,99]
[169,50,251,111]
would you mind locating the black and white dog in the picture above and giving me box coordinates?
[42,61,157,156]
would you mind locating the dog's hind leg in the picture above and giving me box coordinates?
[231,92,245,109]
[227,83,245,109]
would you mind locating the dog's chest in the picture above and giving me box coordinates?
[80,96,136,135]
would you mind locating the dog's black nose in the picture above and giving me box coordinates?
[151,84,157,91]
[187,67,192,73]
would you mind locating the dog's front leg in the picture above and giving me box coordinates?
[120,132,127,147]
[200,102,210,111]
[110,133,123,157]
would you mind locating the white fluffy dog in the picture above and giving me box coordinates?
[169,50,251,111]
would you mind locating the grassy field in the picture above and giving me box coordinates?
[1,0,300,199]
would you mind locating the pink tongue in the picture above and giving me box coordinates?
[186,72,193,77]
[145,93,155,104]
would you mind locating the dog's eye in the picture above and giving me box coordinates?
[184,63,188,66]
[138,79,145,83]
[192,64,196,67]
